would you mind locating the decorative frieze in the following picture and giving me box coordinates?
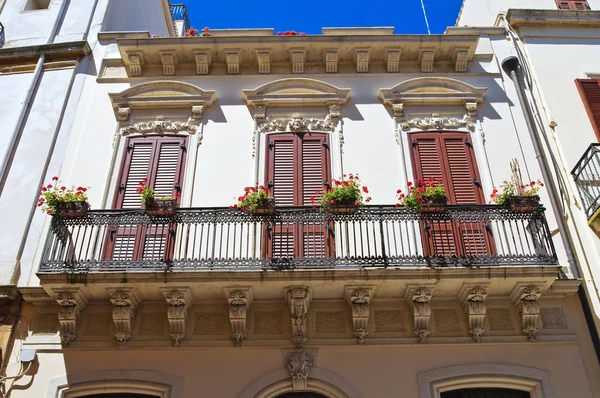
[226,51,240,74]
[405,285,435,344]
[224,288,253,347]
[161,288,192,347]
[257,51,271,74]
[325,50,338,73]
[123,116,198,135]
[400,113,475,132]
[194,51,211,74]
[421,49,435,72]
[126,51,143,76]
[55,289,88,346]
[455,49,469,72]
[107,288,139,348]
[259,113,336,133]
[287,351,314,391]
[286,286,311,348]
[345,286,373,345]
[291,50,305,73]
[356,49,370,73]
[159,50,177,75]
[511,284,543,342]
[459,284,489,343]
[386,50,401,72]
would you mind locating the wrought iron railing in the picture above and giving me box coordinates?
[0,23,5,48]
[169,4,190,36]
[572,143,600,218]
[38,205,558,273]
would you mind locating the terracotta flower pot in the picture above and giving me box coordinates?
[246,198,276,215]
[54,201,89,217]
[328,199,359,214]
[144,198,177,216]
[418,196,448,213]
[507,195,540,212]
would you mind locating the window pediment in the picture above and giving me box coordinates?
[379,77,486,106]
[243,78,351,107]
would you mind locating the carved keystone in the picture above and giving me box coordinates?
[345,286,374,345]
[286,286,311,348]
[405,284,435,344]
[55,288,88,346]
[511,284,543,342]
[224,287,253,347]
[459,284,489,343]
[161,288,192,347]
[107,288,139,348]
[287,351,314,391]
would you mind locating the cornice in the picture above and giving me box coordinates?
[506,9,600,28]
[446,27,507,36]
[0,40,90,68]
[243,78,350,107]
[98,31,150,41]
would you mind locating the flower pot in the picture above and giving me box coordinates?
[328,199,359,214]
[55,201,89,217]
[418,196,447,213]
[507,195,539,212]
[246,198,275,215]
[144,198,177,216]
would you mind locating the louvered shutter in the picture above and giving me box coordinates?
[576,79,600,142]
[556,0,590,9]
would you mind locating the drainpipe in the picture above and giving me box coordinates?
[0,0,71,196]
[502,56,600,364]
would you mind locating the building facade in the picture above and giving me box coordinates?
[1,0,600,397]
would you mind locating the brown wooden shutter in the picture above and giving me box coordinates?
[576,79,600,142]
[441,135,485,204]
[301,134,330,205]
[267,135,296,206]
[556,0,590,9]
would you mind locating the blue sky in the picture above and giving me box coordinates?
[185,0,464,35]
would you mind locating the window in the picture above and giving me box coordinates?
[410,132,494,258]
[23,0,51,11]
[441,388,530,398]
[576,79,600,142]
[264,132,332,259]
[556,0,590,10]
[105,135,187,261]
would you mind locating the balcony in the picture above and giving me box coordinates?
[38,205,557,273]
[169,3,191,36]
[0,22,5,48]
[572,143,600,236]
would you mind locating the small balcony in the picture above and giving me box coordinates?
[572,143,600,236]
[0,22,5,48]
[169,3,191,36]
[38,205,557,273]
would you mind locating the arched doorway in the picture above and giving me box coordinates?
[275,393,329,398]
[84,394,159,398]
[441,388,530,398]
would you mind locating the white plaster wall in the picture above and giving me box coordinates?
[0,73,32,166]
[102,0,170,36]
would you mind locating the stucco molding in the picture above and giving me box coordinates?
[224,287,253,347]
[161,287,192,347]
[405,284,436,344]
[379,77,487,106]
[286,286,311,348]
[46,369,183,398]
[400,113,476,132]
[345,286,374,345]
[417,363,556,398]
[243,78,351,107]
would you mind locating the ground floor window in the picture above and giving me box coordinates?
[441,388,529,398]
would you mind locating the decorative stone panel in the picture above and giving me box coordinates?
[137,312,165,336]
[374,310,405,332]
[254,105,267,121]
[459,284,489,342]
[511,284,543,342]
[400,113,475,132]
[345,286,373,344]
[83,312,112,337]
[405,284,435,344]
[193,313,227,334]
[161,288,192,347]
[224,287,253,347]
[286,286,311,348]
[55,288,88,346]
[287,351,314,391]
[254,311,283,334]
[541,307,567,330]
[107,288,139,348]
[433,309,460,333]
[488,308,514,331]
[34,313,59,335]
[315,312,345,334]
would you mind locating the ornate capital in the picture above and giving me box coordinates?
[287,351,314,391]
[123,117,197,136]
[328,104,341,120]
[191,105,204,122]
[259,114,336,133]
[400,113,475,132]
[392,103,404,118]
[224,287,253,347]
[465,102,478,117]
[117,107,131,123]
[345,286,373,345]
[54,288,88,347]
[161,288,192,347]
[286,286,311,348]
[459,284,489,343]
[405,285,435,344]
[107,288,139,348]
[511,284,544,342]
[254,105,267,121]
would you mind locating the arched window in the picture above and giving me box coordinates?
[441,388,529,398]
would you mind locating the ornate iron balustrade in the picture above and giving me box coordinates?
[572,143,600,219]
[0,23,5,48]
[38,205,557,273]
[169,4,191,36]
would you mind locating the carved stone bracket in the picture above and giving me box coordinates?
[254,105,267,121]
[328,104,341,120]
[107,288,139,348]
[392,103,404,118]
[400,113,475,132]
[287,351,314,391]
[511,284,543,342]
[55,288,88,347]
[286,286,311,348]
[117,107,131,123]
[465,102,478,117]
[161,288,192,347]
[123,116,198,136]
[459,284,489,343]
[345,286,374,345]
[224,287,253,347]
[191,106,204,123]
[405,285,435,344]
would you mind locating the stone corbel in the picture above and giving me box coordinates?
[454,48,469,72]
[287,351,314,391]
[465,102,477,118]
[117,107,131,124]
[325,50,338,73]
[327,104,341,120]
[224,287,253,347]
[159,50,177,76]
[126,51,144,76]
[345,286,374,345]
[190,105,204,123]
[257,51,271,74]
[392,103,404,118]
[405,284,435,344]
[290,49,305,74]
[421,49,435,73]
[386,50,401,73]
[194,51,211,75]
[511,284,543,342]
[161,288,192,347]
[107,288,139,348]
[226,50,240,74]
[356,49,370,73]
[459,284,489,343]
[254,105,267,121]
[55,289,88,346]
[286,286,311,348]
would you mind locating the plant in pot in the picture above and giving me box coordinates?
[232,185,275,214]
[311,174,371,213]
[396,177,447,212]
[489,180,543,212]
[137,178,180,216]
[38,176,90,217]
